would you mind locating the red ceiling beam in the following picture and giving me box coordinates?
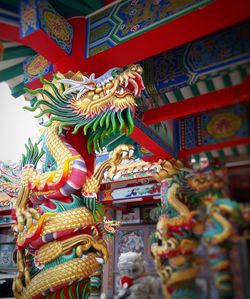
[142,155,162,163]
[0,23,22,43]
[178,137,250,159]
[53,17,87,73]
[130,119,172,159]
[143,76,250,125]
[21,29,71,65]
[1,0,249,76]
[81,0,250,76]
[130,126,169,158]
[103,0,117,5]
[0,22,73,66]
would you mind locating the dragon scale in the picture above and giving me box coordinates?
[20,253,100,299]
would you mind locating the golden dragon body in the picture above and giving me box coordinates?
[13,65,144,299]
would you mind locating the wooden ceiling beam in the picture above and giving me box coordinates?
[143,76,250,125]
[0,23,22,43]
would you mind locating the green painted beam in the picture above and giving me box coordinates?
[11,82,25,98]
[51,0,93,16]
[190,84,200,97]
[0,0,19,14]
[205,151,213,161]
[80,0,103,11]
[67,0,94,14]
[101,131,121,147]
[239,66,248,81]
[1,0,104,15]
[205,79,215,92]
[0,63,23,82]
[161,93,170,104]
[232,147,239,156]
[3,46,35,61]
[246,145,250,155]
[48,0,84,18]
[173,89,184,101]
[53,7,76,18]
[223,74,231,87]
[218,149,226,161]
[106,135,133,152]
[1,0,19,6]
[193,154,200,163]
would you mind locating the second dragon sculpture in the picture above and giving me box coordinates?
[13,65,144,299]
[151,159,202,299]
[152,159,249,299]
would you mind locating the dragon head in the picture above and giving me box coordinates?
[60,64,144,116]
[25,64,144,152]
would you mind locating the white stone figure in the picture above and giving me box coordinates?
[115,252,159,299]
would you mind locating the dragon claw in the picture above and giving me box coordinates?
[110,144,135,161]
[105,144,135,180]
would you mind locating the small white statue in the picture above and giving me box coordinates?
[115,252,159,299]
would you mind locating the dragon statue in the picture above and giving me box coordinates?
[115,252,159,299]
[151,159,202,299]
[189,165,247,299]
[12,64,144,299]
[153,159,249,299]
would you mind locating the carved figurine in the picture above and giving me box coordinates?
[115,252,159,299]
